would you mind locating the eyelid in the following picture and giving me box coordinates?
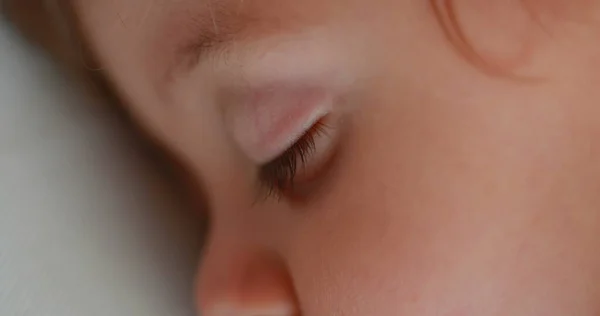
[228,85,335,164]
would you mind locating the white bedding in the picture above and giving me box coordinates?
[0,18,201,316]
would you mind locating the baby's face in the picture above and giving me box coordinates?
[72,0,600,315]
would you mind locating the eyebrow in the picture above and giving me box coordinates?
[176,10,241,71]
[166,1,282,79]
[161,0,322,87]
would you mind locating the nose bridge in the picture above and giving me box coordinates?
[209,190,287,251]
[196,222,298,316]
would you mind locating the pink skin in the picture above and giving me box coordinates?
[71,0,600,315]
[230,86,333,163]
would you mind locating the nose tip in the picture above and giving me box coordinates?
[196,251,299,316]
[203,302,296,316]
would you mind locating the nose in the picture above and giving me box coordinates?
[196,240,298,316]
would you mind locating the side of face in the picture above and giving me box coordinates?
[72,0,600,315]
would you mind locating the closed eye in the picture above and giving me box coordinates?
[258,119,330,199]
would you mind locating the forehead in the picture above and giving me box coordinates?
[69,0,384,158]
[71,0,364,98]
[73,1,344,60]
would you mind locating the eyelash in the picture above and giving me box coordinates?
[258,120,329,198]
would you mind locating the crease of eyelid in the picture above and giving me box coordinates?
[429,0,545,83]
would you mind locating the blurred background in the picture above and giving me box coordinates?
[0,12,204,316]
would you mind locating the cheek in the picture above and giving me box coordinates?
[282,76,598,314]
[282,101,477,314]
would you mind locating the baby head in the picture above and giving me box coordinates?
[13,0,600,315]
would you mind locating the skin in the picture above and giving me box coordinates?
[69,0,600,315]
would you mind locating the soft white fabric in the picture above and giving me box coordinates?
[0,19,201,316]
